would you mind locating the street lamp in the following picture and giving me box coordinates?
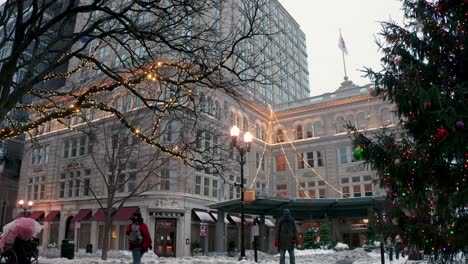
[230,125,252,261]
[18,199,33,215]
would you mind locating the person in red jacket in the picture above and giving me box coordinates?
[126,211,152,264]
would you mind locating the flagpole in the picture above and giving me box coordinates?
[339,28,348,79]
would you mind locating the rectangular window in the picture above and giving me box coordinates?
[33,185,39,200]
[118,174,126,193]
[79,137,86,156]
[364,183,373,196]
[40,184,45,200]
[297,153,304,169]
[75,179,80,196]
[212,179,218,198]
[64,142,69,158]
[59,182,65,198]
[195,175,202,195]
[276,156,286,172]
[307,152,314,167]
[128,173,136,192]
[68,180,74,198]
[318,188,326,198]
[342,186,350,197]
[203,177,210,196]
[316,151,323,166]
[308,189,316,198]
[339,147,347,164]
[27,185,32,201]
[353,185,361,197]
[83,179,90,196]
[71,139,78,157]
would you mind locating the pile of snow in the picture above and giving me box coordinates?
[334,242,349,251]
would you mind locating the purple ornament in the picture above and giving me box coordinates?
[455,120,464,129]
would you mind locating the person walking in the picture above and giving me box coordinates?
[275,209,298,264]
[126,211,152,264]
[394,234,403,259]
[386,236,394,262]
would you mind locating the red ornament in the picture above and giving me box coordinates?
[435,127,448,141]
[423,102,432,110]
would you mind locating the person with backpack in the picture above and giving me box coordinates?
[126,211,152,264]
[275,209,298,264]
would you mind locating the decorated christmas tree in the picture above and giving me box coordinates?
[350,0,467,260]
[302,228,319,249]
[319,219,332,248]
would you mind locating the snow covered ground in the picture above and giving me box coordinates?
[36,248,435,264]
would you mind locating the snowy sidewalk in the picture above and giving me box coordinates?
[37,248,421,264]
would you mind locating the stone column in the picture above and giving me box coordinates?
[215,210,226,255]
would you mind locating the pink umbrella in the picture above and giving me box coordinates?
[0,217,42,252]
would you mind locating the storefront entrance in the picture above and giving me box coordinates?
[154,219,177,257]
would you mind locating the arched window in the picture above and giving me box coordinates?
[243,116,249,131]
[296,125,303,140]
[381,108,392,125]
[256,123,261,139]
[229,111,236,126]
[305,123,313,138]
[198,95,205,112]
[261,126,266,141]
[207,97,213,115]
[336,117,346,133]
[276,128,284,143]
[214,101,220,119]
[346,114,355,127]
[314,121,322,136]
[357,113,367,129]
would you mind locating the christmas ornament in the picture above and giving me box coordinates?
[435,127,448,141]
[353,146,364,161]
[392,217,399,225]
[423,101,432,110]
[455,120,464,129]
[394,56,402,66]
[394,158,401,166]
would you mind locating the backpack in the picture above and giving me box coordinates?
[128,224,143,244]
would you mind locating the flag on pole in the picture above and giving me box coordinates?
[338,32,348,55]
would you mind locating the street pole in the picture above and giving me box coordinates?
[0,200,6,229]
[230,125,252,262]
[239,151,245,261]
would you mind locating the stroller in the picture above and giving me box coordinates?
[0,237,39,264]
[0,217,42,264]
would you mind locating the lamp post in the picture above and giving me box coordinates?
[230,125,252,261]
[18,199,33,215]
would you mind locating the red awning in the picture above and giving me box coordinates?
[28,211,45,221]
[114,207,139,221]
[43,210,60,222]
[72,209,92,222]
[89,208,115,222]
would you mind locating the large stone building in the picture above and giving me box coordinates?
[15,77,396,257]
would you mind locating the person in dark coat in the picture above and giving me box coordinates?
[275,209,298,264]
[126,211,152,264]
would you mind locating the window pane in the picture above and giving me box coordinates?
[276,156,286,172]
[297,153,304,169]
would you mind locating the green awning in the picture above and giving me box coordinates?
[207,196,386,221]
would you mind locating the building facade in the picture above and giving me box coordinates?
[14,78,397,256]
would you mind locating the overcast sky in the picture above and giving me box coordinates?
[279,0,404,96]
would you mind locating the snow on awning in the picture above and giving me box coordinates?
[192,209,215,223]
[209,211,230,224]
[265,218,275,227]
